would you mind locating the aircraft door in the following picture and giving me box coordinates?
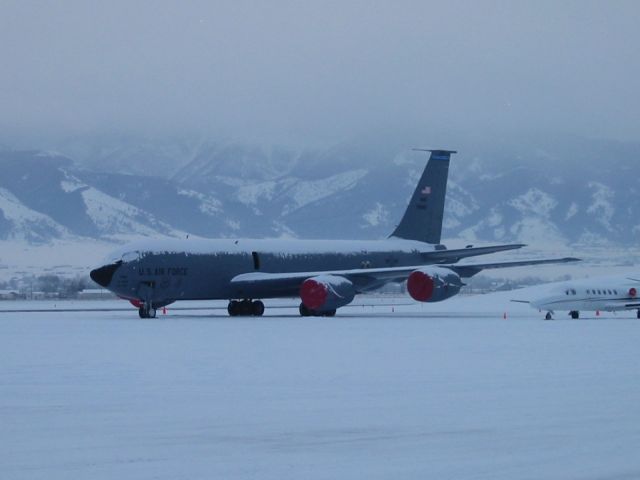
[252,251,260,270]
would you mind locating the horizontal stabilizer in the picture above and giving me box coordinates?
[421,244,525,263]
[448,257,581,278]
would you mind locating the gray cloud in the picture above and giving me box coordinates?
[1,0,639,145]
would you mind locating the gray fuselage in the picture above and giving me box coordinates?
[101,237,441,305]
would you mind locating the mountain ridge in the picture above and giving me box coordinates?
[1,135,638,247]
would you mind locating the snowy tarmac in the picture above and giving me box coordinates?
[2,293,640,479]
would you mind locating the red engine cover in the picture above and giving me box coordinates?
[300,278,329,310]
[406,267,462,303]
[299,275,355,311]
[407,270,435,302]
[630,287,637,298]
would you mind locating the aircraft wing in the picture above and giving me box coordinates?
[231,265,421,296]
[230,257,580,297]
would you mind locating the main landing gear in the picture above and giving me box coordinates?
[227,299,265,317]
[569,310,580,319]
[637,309,640,319]
[299,303,336,317]
[138,304,157,319]
[544,312,553,320]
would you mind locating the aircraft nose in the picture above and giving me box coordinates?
[90,262,121,288]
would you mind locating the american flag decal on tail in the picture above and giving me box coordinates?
[391,148,455,244]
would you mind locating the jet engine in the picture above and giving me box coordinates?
[407,267,463,303]
[300,275,356,311]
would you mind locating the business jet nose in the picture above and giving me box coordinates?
[90,262,121,288]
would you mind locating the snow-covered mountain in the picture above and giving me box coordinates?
[1,135,639,248]
[0,151,186,243]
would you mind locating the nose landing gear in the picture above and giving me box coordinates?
[138,304,157,319]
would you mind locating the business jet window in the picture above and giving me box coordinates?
[614,290,618,295]
[571,289,576,295]
[607,290,612,295]
[586,289,591,294]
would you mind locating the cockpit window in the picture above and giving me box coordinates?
[105,250,141,263]
[122,251,141,262]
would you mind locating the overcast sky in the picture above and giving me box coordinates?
[1,0,639,146]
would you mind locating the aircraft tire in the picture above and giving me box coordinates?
[252,300,265,316]
[637,309,640,319]
[299,304,335,317]
[545,312,553,320]
[228,300,240,316]
[570,311,579,319]
[138,305,156,319]
[239,300,253,316]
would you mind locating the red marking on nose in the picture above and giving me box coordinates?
[129,299,143,308]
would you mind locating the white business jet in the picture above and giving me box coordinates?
[514,276,640,320]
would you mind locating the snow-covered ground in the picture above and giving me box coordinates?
[1,293,640,479]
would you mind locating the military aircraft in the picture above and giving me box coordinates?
[90,149,578,318]
[513,275,640,320]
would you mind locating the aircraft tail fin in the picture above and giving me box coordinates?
[390,149,456,244]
